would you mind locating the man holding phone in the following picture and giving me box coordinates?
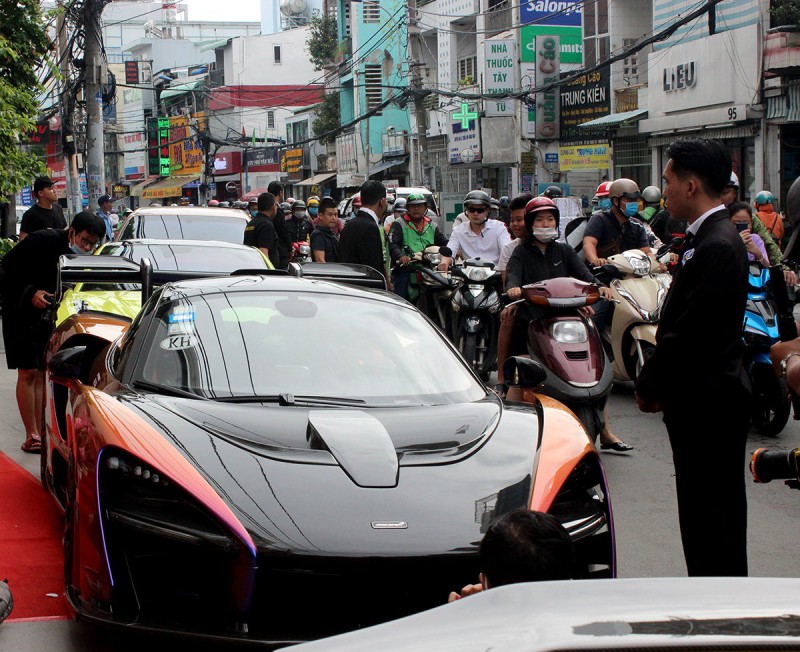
[0,211,104,452]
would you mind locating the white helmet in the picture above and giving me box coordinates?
[727,172,740,189]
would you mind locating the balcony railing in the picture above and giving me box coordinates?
[486,0,511,34]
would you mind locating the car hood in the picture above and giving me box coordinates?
[119,395,541,555]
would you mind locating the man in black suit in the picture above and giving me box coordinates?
[635,138,750,576]
[339,180,391,287]
[267,181,292,269]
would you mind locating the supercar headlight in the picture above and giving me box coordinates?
[463,266,495,282]
[551,321,588,343]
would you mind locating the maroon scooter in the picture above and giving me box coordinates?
[512,277,613,441]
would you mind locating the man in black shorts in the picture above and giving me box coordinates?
[1,211,104,452]
[243,192,279,267]
[19,176,66,239]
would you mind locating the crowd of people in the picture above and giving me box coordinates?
[4,137,800,584]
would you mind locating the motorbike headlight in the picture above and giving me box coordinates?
[463,266,495,282]
[626,254,652,277]
[299,244,311,255]
[551,321,588,344]
[427,253,441,266]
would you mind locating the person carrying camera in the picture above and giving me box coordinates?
[0,211,104,453]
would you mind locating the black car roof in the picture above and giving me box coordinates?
[159,274,409,306]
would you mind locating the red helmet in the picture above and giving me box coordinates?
[596,181,613,198]
[524,196,560,231]
[207,199,220,206]
[352,194,362,208]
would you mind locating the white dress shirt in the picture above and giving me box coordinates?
[446,218,512,265]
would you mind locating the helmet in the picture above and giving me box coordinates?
[280,202,291,212]
[307,197,320,208]
[500,196,510,207]
[218,201,230,208]
[609,178,642,201]
[642,186,662,205]
[247,197,258,205]
[208,199,220,207]
[293,200,306,211]
[523,196,560,231]
[542,185,563,199]
[351,194,362,208]
[464,189,491,207]
[490,198,501,209]
[308,195,320,203]
[596,181,613,198]
[386,195,395,205]
[755,190,774,206]
[394,198,407,213]
[286,197,296,204]
[407,192,427,206]
[122,207,134,215]
[727,172,740,189]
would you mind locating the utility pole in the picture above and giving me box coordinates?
[57,2,81,217]
[407,0,430,189]
[84,0,106,207]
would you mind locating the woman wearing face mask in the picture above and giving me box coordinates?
[499,197,631,451]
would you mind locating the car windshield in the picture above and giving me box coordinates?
[117,214,246,243]
[133,291,484,405]
[99,242,266,272]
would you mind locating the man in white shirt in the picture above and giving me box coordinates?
[439,190,511,270]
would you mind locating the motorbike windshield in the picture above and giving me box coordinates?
[133,292,485,405]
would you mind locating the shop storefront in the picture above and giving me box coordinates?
[639,25,762,201]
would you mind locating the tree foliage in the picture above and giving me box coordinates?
[312,92,341,145]
[0,0,51,196]
[306,14,338,71]
[771,0,800,25]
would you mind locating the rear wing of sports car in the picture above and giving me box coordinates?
[57,254,154,304]
[292,262,387,290]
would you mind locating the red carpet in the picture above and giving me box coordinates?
[0,451,71,621]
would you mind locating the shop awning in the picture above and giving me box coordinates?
[160,79,204,100]
[578,108,648,128]
[141,175,199,199]
[295,172,337,187]
[368,157,408,177]
[129,176,159,197]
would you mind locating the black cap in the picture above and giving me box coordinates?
[98,194,112,205]
[33,176,54,194]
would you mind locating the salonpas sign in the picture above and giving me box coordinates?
[484,39,516,117]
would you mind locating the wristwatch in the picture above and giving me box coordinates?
[780,353,800,380]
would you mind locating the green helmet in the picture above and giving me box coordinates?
[406,192,427,206]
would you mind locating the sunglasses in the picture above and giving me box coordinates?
[466,206,487,214]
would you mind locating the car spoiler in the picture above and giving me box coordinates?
[293,262,387,290]
[57,254,154,305]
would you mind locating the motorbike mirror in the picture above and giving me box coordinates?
[48,346,87,381]
[670,236,685,248]
[439,246,453,257]
[503,357,547,389]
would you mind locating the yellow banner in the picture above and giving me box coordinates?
[169,112,205,176]
[559,144,610,171]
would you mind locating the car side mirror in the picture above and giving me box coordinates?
[48,346,87,381]
[503,356,547,388]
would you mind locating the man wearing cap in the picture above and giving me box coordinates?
[96,194,115,243]
[388,192,449,302]
[19,176,66,240]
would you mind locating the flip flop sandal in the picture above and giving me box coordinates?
[20,438,41,453]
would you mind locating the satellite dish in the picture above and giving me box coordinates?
[280,0,307,16]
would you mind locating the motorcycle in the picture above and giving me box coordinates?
[743,264,790,436]
[511,277,612,441]
[594,249,670,381]
[448,258,503,380]
[412,246,459,334]
[291,241,311,264]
